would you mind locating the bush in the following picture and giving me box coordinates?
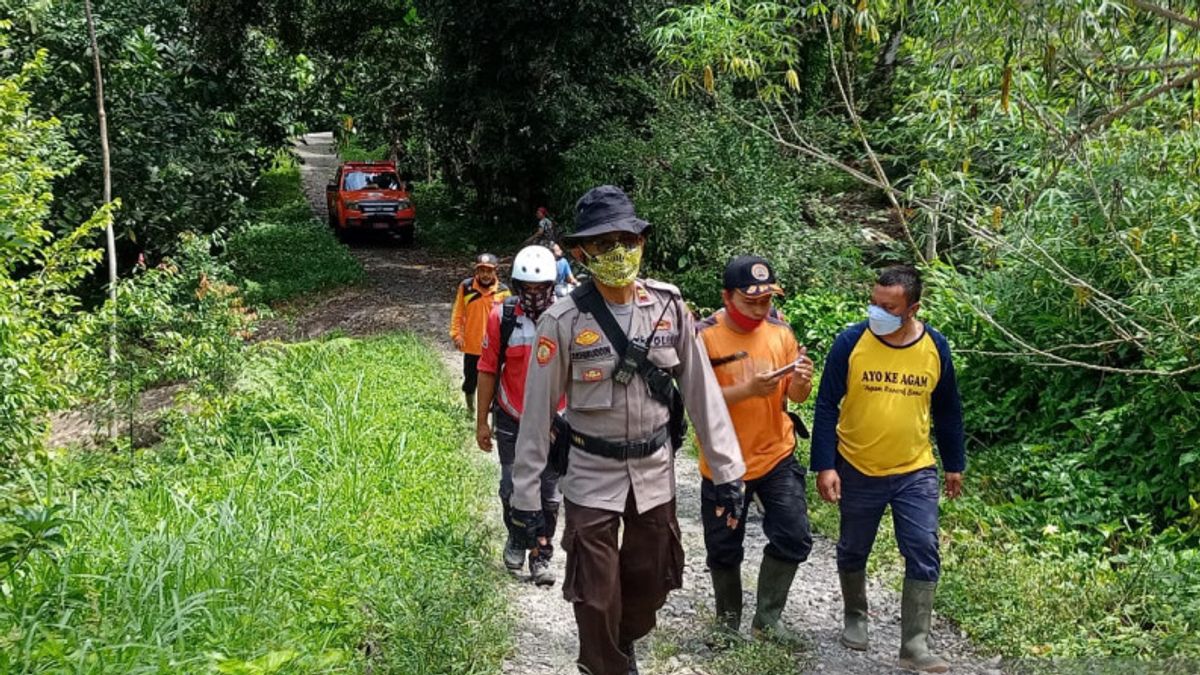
[0,48,108,460]
[553,96,869,312]
[0,335,508,673]
[228,162,364,305]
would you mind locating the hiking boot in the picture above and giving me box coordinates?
[710,566,744,639]
[897,578,950,673]
[529,550,556,587]
[502,534,525,572]
[839,569,869,651]
[751,553,804,645]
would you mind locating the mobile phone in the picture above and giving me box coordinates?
[764,360,799,379]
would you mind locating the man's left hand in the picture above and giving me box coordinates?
[944,472,963,500]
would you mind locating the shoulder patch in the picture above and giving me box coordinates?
[634,283,654,306]
[536,336,558,366]
[643,278,682,296]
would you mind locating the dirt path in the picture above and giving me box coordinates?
[291,133,1003,675]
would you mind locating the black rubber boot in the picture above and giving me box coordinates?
[751,553,802,645]
[839,569,869,651]
[897,578,949,673]
[710,566,743,635]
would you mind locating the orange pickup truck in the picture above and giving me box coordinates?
[325,161,416,245]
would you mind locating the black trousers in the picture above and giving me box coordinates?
[494,406,560,552]
[701,454,813,570]
[462,353,480,395]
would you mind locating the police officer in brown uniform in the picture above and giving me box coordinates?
[510,185,747,675]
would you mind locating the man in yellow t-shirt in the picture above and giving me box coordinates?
[810,265,965,673]
[696,255,814,643]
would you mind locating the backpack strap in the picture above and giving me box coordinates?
[494,296,521,381]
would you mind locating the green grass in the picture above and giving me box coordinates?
[805,468,1200,663]
[337,138,389,162]
[228,161,364,305]
[0,335,507,673]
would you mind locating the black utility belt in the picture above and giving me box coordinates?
[570,427,670,461]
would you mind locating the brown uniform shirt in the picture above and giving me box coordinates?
[512,279,745,514]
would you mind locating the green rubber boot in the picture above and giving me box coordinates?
[710,566,743,640]
[897,578,950,673]
[751,554,803,645]
[838,569,869,651]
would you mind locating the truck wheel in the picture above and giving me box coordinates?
[399,228,415,247]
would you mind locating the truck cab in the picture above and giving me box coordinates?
[325,161,416,244]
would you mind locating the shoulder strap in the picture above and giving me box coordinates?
[495,296,521,377]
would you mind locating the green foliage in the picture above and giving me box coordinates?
[555,96,868,311]
[0,335,508,673]
[337,136,390,163]
[228,162,364,305]
[0,45,108,460]
[103,232,253,397]
[417,0,652,218]
[1,0,314,258]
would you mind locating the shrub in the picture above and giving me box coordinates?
[554,96,869,311]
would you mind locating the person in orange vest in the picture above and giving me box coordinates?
[450,253,510,413]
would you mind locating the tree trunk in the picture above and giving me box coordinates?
[865,10,908,119]
[84,0,118,443]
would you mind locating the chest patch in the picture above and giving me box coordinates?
[581,367,604,382]
[572,345,614,361]
[574,329,601,346]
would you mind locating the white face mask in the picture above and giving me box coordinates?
[867,304,904,336]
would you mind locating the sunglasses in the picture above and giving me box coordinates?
[581,232,643,255]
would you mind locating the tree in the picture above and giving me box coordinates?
[416,0,652,220]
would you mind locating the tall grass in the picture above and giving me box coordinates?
[228,160,364,306]
[0,335,506,673]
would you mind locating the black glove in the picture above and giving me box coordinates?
[509,508,545,549]
[713,479,746,525]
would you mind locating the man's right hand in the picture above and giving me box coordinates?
[452,335,465,350]
[475,421,492,452]
[817,469,841,503]
[509,509,544,549]
[744,369,787,398]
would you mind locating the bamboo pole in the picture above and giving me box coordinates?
[84,0,119,442]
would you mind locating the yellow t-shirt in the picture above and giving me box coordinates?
[696,311,798,481]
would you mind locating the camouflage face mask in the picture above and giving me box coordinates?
[583,244,643,287]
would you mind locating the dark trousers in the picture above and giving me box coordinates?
[495,406,560,553]
[835,456,941,582]
[462,353,480,395]
[701,454,813,570]
[563,495,684,675]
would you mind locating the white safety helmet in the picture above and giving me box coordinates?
[511,245,557,284]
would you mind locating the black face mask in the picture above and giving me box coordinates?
[518,283,555,321]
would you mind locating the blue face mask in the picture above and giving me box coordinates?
[867,304,904,336]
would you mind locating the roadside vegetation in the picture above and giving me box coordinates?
[2,0,1199,670]
[0,335,506,673]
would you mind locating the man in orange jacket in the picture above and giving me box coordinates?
[450,253,510,413]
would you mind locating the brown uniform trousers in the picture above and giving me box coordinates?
[563,494,684,675]
[513,279,745,675]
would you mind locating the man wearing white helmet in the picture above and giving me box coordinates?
[477,245,565,585]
